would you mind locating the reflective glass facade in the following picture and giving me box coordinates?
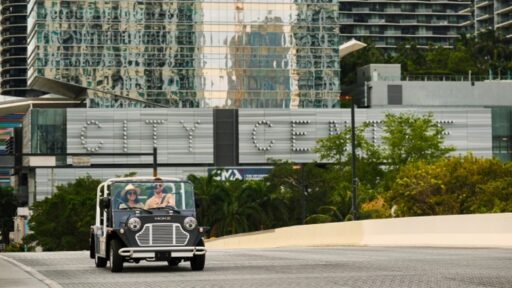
[492,107,512,162]
[30,108,67,163]
[27,0,340,108]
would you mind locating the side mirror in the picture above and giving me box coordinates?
[99,197,111,211]
[195,200,200,209]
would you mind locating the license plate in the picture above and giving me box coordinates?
[155,252,171,261]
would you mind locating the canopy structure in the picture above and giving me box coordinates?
[339,39,367,58]
[0,96,82,117]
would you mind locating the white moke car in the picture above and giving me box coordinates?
[89,177,207,272]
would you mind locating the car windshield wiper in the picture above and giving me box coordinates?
[149,205,181,214]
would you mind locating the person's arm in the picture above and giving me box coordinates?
[144,198,152,209]
[167,194,175,207]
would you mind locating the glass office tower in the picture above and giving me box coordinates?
[26,0,340,108]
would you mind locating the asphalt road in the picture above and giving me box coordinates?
[2,247,512,288]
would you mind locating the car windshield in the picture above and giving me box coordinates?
[111,181,195,211]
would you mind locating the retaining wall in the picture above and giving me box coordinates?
[206,213,512,249]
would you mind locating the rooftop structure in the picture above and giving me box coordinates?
[352,63,512,161]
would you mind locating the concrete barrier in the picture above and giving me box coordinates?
[206,213,512,249]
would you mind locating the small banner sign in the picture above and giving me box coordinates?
[72,156,91,167]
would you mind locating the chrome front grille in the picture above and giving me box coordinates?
[135,223,190,246]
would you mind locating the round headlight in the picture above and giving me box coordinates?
[127,217,142,231]
[183,217,197,230]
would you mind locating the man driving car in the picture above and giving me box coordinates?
[144,178,175,209]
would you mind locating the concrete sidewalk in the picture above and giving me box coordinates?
[0,254,51,288]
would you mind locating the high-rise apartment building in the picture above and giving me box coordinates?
[26,0,340,108]
[339,0,471,50]
[0,0,42,97]
[461,0,512,37]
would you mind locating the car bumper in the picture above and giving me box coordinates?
[118,246,206,258]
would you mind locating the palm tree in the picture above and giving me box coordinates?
[474,30,511,79]
[214,180,267,236]
[187,173,223,236]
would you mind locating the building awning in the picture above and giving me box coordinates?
[0,97,82,117]
[339,39,367,58]
[29,76,88,99]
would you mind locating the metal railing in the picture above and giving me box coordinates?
[372,74,512,82]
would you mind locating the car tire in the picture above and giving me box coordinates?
[190,239,205,271]
[89,235,95,259]
[167,258,181,267]
[109,239,123,273]
[95,255,107,268]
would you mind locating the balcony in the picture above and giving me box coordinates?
[475,14,493,21]
[368,18,385,24]
[496,16,512,28]
[458,7,472,14]
[384,8,401,13]
[495,4,512,14]
[1,8,26,16]
[353,30,370,35]
[1,0,27,5]
[475,1,492,8]
[417,31,434,36]
[384,30,402,36]
[400,19,418,24]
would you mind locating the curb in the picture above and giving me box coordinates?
[0,254,63,288]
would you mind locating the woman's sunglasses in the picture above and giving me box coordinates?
[126,191,137,196]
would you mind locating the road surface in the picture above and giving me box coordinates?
[2,246,511,288]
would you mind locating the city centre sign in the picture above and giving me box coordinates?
[67,108,488,165]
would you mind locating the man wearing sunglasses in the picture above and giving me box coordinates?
[144,178,175,209]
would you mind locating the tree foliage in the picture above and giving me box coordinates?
[0,186,17,245]
[189,173,278,237]
[387,155,512,217]
[264,161,348,225]
[313,111,458,220]
[189,162,356,237]
[29,176,101,251]
[314,122,383,188]
[380,112,455,171]
[341,30,512,85]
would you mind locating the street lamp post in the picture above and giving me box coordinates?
[350,94,357,220]
[339,39,366,221]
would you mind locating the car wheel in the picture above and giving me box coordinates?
[89,235,95,259]
[95,254,107,268]
[190,239,205,271]
[109,239,123,273]
[167,258,181,267]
